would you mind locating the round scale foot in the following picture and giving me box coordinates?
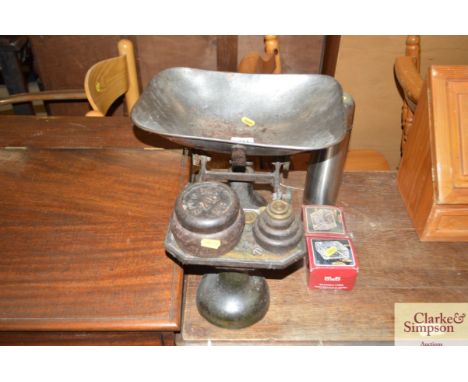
[196,272,269,329]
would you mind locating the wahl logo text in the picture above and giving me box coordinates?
[324,276,341,282]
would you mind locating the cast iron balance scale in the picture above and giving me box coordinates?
[132,68,354,329]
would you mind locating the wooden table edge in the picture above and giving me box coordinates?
[0,263,184,332]
[0,321,180,332]
[175,335,394,346]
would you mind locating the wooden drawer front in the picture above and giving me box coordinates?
[423,205,468,241]
[447,84,468,187]
[0,331,176,346]
[430,66,468,204]
[459,92,468,177]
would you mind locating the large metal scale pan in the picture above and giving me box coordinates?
[131,68,346,156]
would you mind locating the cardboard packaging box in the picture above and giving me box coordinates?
[306,236,359,290]
[302,205,347,236]
[302,205,359,291]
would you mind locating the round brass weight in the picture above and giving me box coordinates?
[196,272,270,329]
[268,199,292,220]
[253,199,303,253]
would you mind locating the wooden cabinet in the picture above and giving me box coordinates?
[398,65,468,241]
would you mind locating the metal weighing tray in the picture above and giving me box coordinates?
[131,68,347,156]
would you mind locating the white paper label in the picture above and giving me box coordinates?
[230,137,254,144]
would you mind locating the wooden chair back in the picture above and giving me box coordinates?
[238,35,281,74]
[394,36,424,154]
[84,39,139,117]
[0,39,139,117]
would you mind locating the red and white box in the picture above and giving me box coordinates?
[306,236,359,290]
[302,205,359,291]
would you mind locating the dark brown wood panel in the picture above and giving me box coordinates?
[136,35,218,87]
[29,36,326,117]
[0,116,179,149]
[30,36,123,116]
[0,331,173,345]
[180,172,468,345]
[0,148,188,331]
[216,36,238,72]
[138,36,325,83]
[321,36,341,76]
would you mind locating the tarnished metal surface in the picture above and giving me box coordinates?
[165,206,305,269]
[174,182,240,233]
[170,182,244,257]
[253,200,303,253]
[131,68,347,156]
[303,93,355,205]
[196,272,269,329]
[166,153,305,268]
[195,150,285,203]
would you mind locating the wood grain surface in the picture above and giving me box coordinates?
[84,55,128,116]
[0,116,180,149]
[0,148,188,332]
[321,36,341,77]
[398,83,434,238]
[291,150,390,172]
[179,172,468,345]
[0,89,87,107]
[30,36,123,116]
[29,36,326,116]
[238,36,324,74]
[398,66,468,241]
[429,66,468,204]
[0,331,176,346]
[216,36,238,72]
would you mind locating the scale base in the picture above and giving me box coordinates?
[196,272,269,329]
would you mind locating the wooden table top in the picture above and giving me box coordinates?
[0,116,188,332]
[179,172,468,345]
[0,115,179,149]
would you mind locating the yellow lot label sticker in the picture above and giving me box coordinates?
[324,246,338,257]
[200,239,221,250]
[241,117,255,127]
